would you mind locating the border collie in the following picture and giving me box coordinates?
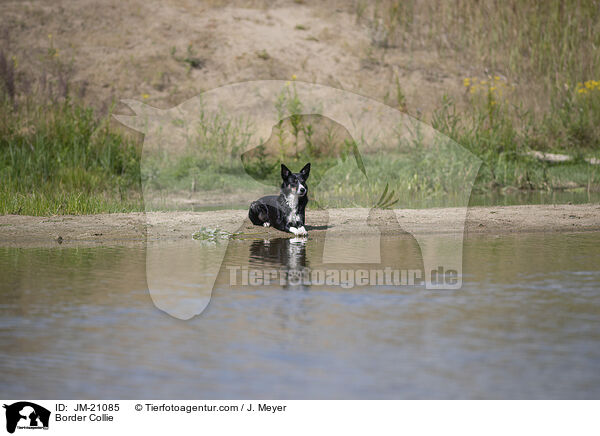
[248,163,310,236]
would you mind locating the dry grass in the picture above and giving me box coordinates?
[355,0,600,109]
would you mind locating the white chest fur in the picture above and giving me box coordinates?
[285,193,300,223]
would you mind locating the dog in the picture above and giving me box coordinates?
[249,163,310,236]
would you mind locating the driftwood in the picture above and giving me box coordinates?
[526,151,600,165]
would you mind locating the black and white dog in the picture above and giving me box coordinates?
[248,163,310,236]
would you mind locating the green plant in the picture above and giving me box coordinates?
[256,49,270,60]
[0,98,142,215]
[170,44,204,71]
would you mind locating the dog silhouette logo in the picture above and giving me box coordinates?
[115,80,481,320]
[3,402,50,434]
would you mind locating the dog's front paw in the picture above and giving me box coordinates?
[263,222,270,227]
[289,226,307,236]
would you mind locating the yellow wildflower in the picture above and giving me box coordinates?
[576,80,600,94]
[291,74,297,80]
[463,78,470,87]
[142,93,150,99]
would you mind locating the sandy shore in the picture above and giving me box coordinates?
[1,204,599,248]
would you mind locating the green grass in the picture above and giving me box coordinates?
[0,98,142,215]
[2,86,599,216]
[430,85,600,193]
[1,82,599,216]
[0,190,141,215]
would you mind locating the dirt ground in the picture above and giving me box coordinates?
[1,0,471,118]
[2,204,600,247]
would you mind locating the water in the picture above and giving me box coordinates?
[162,189,600,212]
[1,232,599,399]
[469,189,600,207]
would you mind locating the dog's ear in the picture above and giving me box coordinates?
[300,162,311,180]
[281,163,291,179]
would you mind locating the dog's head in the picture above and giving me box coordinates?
[281,163,310,197]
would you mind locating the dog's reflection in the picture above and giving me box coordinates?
[249,237,308,269]
[249,237,309,288]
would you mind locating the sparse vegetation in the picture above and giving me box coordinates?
[171,44,205,72]
[356,0,600,153]
[256,49,270,60]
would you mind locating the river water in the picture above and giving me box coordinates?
[1,232,599,398]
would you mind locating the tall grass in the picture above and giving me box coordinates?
[363,0,600,89]
[0,98,142,215]
[0,37,143,215]
[359,0,600,153]
[142,110,253,194]
[431,84,600,193]
[359,0,600,194]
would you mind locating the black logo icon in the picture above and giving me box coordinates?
[3,402,50,434]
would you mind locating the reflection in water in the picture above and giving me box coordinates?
[1,232,600,399]
[218,233,424,292]
[249,238,308,270]
[146,240,222,320]
[248,238,308,289]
